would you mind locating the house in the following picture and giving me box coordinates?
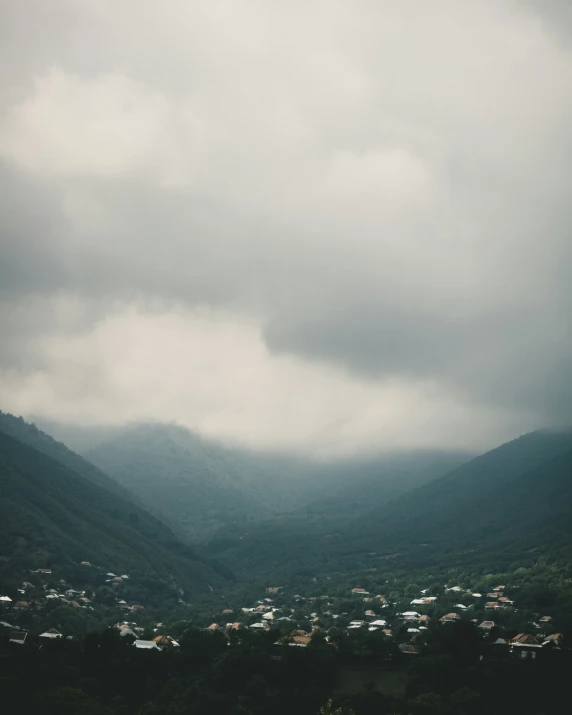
[80,561,91,566]
[36,569,52,574]
[134,640,160,650]
[440,613,460,623]
[539,616,552,623]
[401,611,420,620]
[132,605,145,611]
[509,633,542,659]
[383,629,393,637]
[370,619,387,627]
[207,623,219,631]
[14,601,29,610]
[498,597,513,605]
[454,604,468,610]
[399,643,420,655]
[153,635,180,648]
[407,628,420,633]
[222,609,233,615]
[0,596,12,603]
[485,602,499,609]
[446,586,463,592]
[542,633,563,649]
[364,610,376,617]
[249,622,266,629]
[479,621,495,629]
[9,631,27,645]
[351,588,370,595]
[375,595,387,603]
[40,628,63,639]
[418,615,430,624]
[487,592,502,598]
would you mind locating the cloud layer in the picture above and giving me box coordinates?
[1,0,571,455]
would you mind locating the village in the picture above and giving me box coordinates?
[0,560,566,661]
[199,579,564,659]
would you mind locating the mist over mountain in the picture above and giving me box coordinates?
[33,418,470,540]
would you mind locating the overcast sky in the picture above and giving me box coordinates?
[1,0,571,457]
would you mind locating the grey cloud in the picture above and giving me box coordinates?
[1,0,572,451]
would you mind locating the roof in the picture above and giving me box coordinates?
[153,635,180,647]
[542,633,563,647]
[39,629,62,638]
[510,633,540,646]
[9,631,27,644]
[479,621,495,628]
[399,643,420,654]
[134,640,159,650]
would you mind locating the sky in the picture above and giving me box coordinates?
[1,0,571,457]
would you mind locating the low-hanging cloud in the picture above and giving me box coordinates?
[0,0,571,454]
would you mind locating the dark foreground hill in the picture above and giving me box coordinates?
[0,425,232,598]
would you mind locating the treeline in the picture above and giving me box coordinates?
[2,622,571,715]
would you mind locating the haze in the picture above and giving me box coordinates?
[1,0,571,457]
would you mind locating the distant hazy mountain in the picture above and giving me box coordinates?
[82,423,279,540]
[205,427,572,579]
[0,414,232,596]
[36,419,471,541]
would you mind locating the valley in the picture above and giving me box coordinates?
[2,412,572,715]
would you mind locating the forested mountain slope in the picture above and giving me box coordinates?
[0,427,231,597]
[354,428,572,550]
[0,412,141,503]
[205,428,572,579]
